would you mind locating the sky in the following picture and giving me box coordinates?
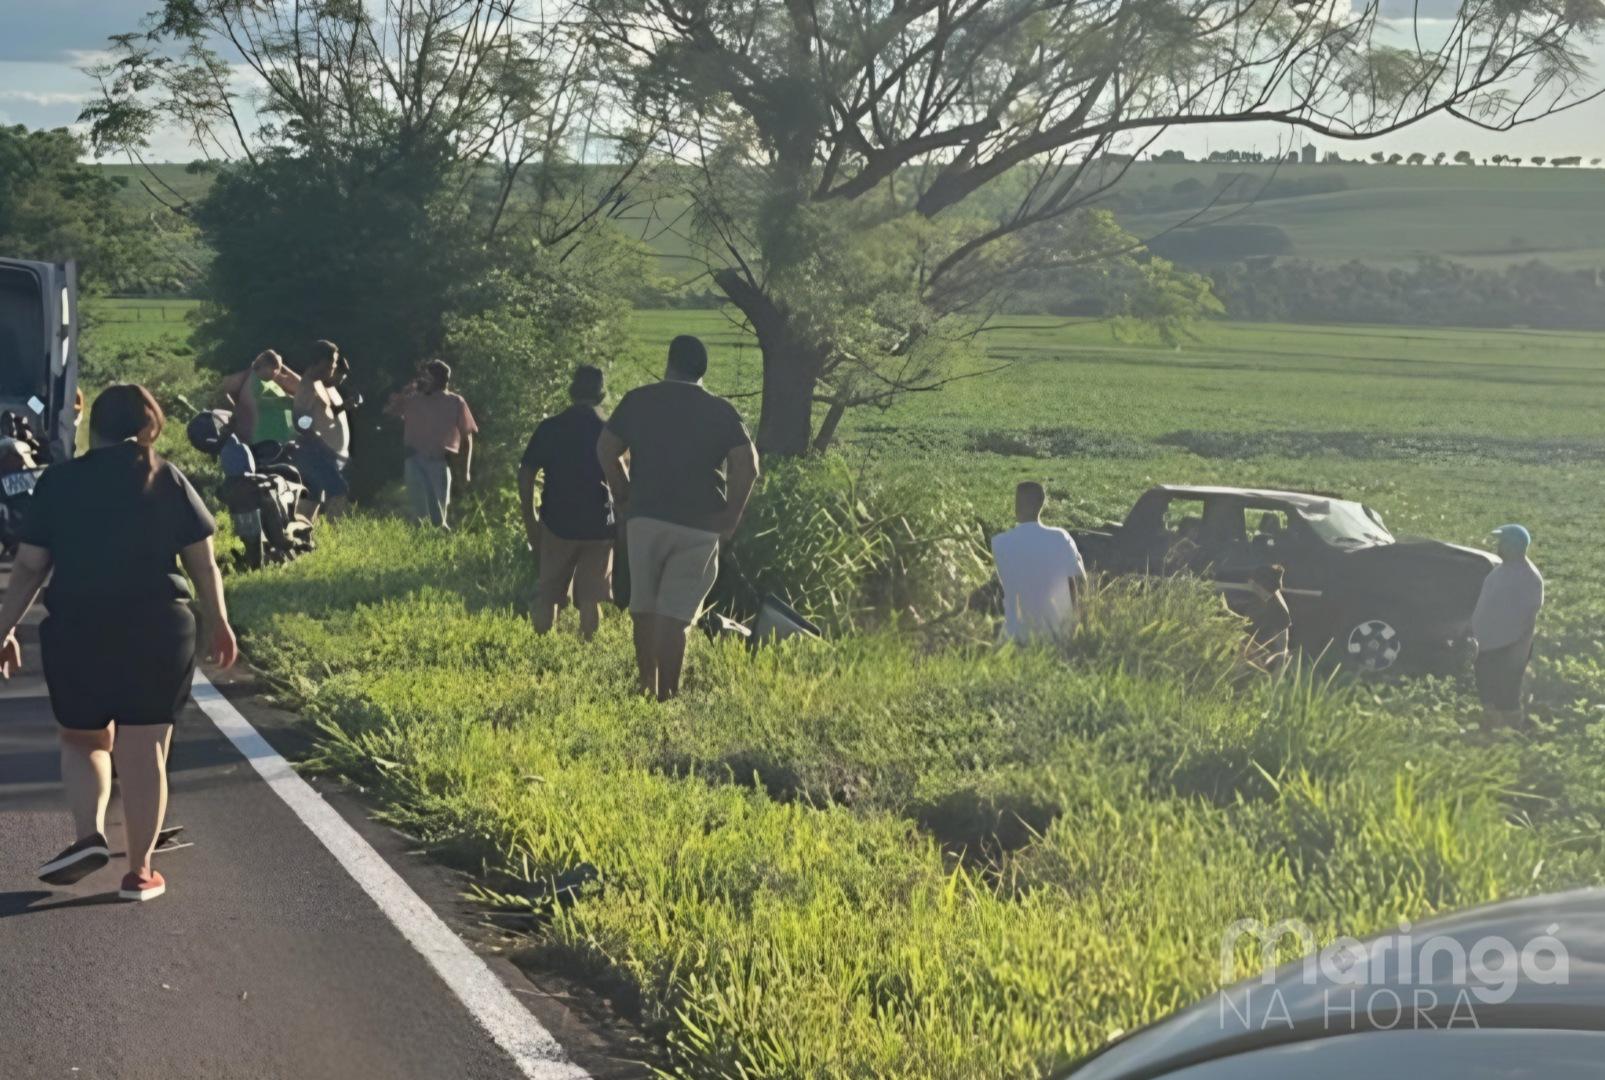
[2,0,1601,164]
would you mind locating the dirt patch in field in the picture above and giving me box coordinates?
[968,426,1151,460]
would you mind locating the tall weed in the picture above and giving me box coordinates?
[716,457,990,633]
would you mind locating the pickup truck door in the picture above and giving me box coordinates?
[0,258,79,463]
[1213,504,1330,631]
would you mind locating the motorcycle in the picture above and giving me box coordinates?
[186,410,316,570]
[0,409,46,558]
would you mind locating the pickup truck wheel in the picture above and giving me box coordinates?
[1345,617,1403,673]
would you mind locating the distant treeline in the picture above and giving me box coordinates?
[1208,257,1605,331]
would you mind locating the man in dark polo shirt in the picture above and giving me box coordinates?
[597,336,759,700]
[520,365,616,640]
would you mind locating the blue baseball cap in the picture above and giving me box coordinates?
[1491,524,1531,552]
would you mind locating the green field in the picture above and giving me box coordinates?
[625,310,1605,667]
[100,163,217,211]
[85,296,197,347]
[79,298,210,431]
[105,159,1605,273]
[201,310,1605,1076]
[614,161,1605,271]
[1122,161,1605,268]
[88,299,1605,660]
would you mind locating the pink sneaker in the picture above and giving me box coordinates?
[119,869,166,902]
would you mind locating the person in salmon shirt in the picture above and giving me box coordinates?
[385,359,478,528]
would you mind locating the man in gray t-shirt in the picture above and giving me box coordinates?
[598,335,759,700]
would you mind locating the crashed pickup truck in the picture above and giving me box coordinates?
[1072,485,1496,671]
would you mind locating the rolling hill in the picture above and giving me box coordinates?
[1120,161,1605,269]
[100,157,1605,278]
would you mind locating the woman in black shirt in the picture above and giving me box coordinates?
[0,384,237,902]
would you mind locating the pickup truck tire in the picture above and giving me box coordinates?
[1343,615,1404,673]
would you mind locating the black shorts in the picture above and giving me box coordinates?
[1475,638,1532,712]
[40,602,197,730]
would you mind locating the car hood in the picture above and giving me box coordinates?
[1340,538,1498,594]
[1349,537,1497,568]
[1064,888,1605,1080]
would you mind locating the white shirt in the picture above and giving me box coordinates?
[1471,556,1543,652]
[991,521,1086,643]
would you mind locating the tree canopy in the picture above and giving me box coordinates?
[0,125,167,292]
[592,0,1605,453]
[78,0,1605,457]
[84,1,648,486]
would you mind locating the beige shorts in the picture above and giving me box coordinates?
[626,516,720,624]
[537,529,614,608]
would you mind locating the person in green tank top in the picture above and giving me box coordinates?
[246,350,297,443]
[221,350,300,443]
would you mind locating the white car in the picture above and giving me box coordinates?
[1060,889,1605,1079]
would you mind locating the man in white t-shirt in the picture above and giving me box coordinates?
[990,481,1086,643]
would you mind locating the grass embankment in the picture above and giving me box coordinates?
[228,516,1600,1078]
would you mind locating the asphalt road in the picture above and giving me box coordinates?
[0,587,638,1079]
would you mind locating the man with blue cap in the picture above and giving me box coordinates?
[1470,524,1544,727]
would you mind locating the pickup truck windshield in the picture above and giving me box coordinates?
[1298,499,1394,547]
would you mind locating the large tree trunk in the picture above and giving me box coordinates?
[757,343,824,456]
[715,269,825,457]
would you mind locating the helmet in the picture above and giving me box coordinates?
[186,409,235,455]
[219,434,256,478]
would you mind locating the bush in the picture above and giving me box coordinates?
[442,238,640,484]
[1066,575,1243,687]
[714,457,991,633]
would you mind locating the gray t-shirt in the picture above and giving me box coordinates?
[1471,557,1544,652]
[605,380,750,532]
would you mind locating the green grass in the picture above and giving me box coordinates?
[208,311,1605,1077]
[625,313,1605,695]
[227,518,1581,1078]
[84,296,200,351]
[101,163,217,210]
[77,297,213,471]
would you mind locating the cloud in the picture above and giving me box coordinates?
[0,90,93,107]
[63,49,120,71]
[1374,0,1465,17]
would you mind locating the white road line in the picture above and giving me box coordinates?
[190,673,589,1080]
